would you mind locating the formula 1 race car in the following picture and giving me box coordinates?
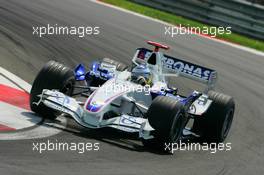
[30,41,235,151]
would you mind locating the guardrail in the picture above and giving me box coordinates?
[130,0,264,40]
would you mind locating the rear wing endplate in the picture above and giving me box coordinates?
[133,48,217,88]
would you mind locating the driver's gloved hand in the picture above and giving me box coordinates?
[136,76,147,86]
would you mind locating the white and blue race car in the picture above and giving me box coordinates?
[30,41,235,151]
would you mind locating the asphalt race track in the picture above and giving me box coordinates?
[1,0,264,174]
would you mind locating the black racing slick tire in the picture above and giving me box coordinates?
[142,96,187,152]
[192,91,235,143]
[102,58,128,71]
[30,60,75,120]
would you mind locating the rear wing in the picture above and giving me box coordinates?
[133,48,217,88]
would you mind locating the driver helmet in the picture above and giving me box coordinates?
[131,63,152,85]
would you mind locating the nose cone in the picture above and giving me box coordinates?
[86,100,105,112]
[85,79,137,113]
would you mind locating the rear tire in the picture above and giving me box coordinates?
[30,60,75,119]
[192,91,235,143]
[142,96,187,152]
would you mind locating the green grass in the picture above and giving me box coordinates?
[101,0,264,52]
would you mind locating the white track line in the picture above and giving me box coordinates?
[0,115,67,140]
[0,66,66,140]
[91,0,264,57]
[0,66,31,93]
[0,69,36,130]
[0,102,41,130]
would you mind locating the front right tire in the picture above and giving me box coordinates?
[30,60,75,120]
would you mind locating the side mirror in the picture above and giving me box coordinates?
[165,87,178,96]
[74,64,86,81]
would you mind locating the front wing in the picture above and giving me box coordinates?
[34,89,154,138]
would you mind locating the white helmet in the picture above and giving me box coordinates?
[131,63,152,85]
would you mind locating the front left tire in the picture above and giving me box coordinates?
[142,96,187,152]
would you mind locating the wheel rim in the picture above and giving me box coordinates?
[222,108,234,139]
[171,113,184,142]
